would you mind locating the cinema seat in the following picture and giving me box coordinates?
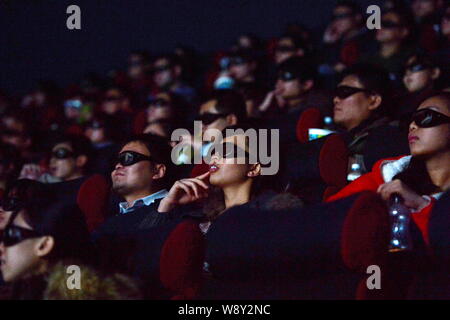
[296,107,323,143]
[77,174,111,233]
[319,134,349,200]
[159,219,206,300]
[133,110,148,134]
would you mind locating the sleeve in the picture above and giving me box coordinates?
[326,171,382,203]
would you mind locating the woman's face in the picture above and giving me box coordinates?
[0,212,43,282]
[441,7,450,37]
[376,12,407,43]
[409,96,450,157]
[208,134,259,188]
[333,75,378,131]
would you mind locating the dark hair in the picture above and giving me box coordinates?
[123,133,175,189]
[394,157,440,195]
[20,199,94,264]
[342,63,392,118]
[277,56,317,82]
[212,89,248,122]
[279,33,308,51]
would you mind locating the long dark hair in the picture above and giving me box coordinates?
[393,156,440,195]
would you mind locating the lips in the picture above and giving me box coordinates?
[408,135,419,143]
[209,164,219,173]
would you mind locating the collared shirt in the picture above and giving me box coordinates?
[119,189,168,214]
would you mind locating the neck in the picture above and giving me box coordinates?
[287,96,304,108]
[380,42,402,58]
[425,151,450,192]
[222,180,252,209]
[125,189,156,206]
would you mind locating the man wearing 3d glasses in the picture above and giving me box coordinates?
[94,134,176,238]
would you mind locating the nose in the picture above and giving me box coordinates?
[333,96,341,106]
[114,161,124,170]
[209,153,219,165]
[0,241,5,256]
[409,119,418,132]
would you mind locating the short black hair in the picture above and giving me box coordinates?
[52,134,93,160]
[123,133,175,189]
[279,33,308,51]
[277,56,317,82]
[212,89,248,122]
[341,63,392,117]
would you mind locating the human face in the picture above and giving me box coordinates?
[332,6,357,35]
[229,58,254,82]
[111,141,155,197]
[275,73,303,100]
[333,75,378,131]
[128,54,146,80]
[102,89,124,115]
[275,38,298,65]
[408,96,450,157]
[198,100,229,134]
[85,127,106,144]
[376,12,407,43]
[0,206,12,230]
[403,59,435,93]
[0,212,44,282]
[153,58,175,89]
[49,142,78,181]
[147,93,173,123]
[208,134,259,188]
[412,0,437,19]
[441,7,450,37]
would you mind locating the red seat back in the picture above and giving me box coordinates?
[77,174,111,233]
[296,108,323,143]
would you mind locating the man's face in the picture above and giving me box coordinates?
[128,54,147,80]
[412,0,437,19]
[199,100,229,134]
[49,142,78,181]
[85,127,106,144]
[111,141,155,197]
[275,73,305,100]
[275,38,298,65]
[332,6,357,35]
[153,58,175,89]
[102,89,124,115]
[376,12,407,43]
[229,58,255,81]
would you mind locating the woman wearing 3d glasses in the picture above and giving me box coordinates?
[328,92,450,245]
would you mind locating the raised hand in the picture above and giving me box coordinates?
[158,171,211,213]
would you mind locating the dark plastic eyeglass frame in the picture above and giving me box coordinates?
[334,86,373,99]
[51,148,75,160]
[405,63,433,74]
[195,113,228,125]
[411,108,450,128]
[277,71,299,82]
[0,225,43,248]
[211,142,250,159]
[0,197,23,212]
[117,151,154,167]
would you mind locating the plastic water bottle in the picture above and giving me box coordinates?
[388,194,413,252]
[347,163,362,182]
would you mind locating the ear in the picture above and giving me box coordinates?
[226,114,238,126]
[431,68,441,80]
[247,163,261,178]
[76,155,88,168]
[368,94,382,111]
[302,80,314,92]
[35,236,55,258]
[152,163,166,181]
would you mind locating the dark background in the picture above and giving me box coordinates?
[1,0,383,94]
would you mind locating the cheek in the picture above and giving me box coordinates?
[2,244,37,281]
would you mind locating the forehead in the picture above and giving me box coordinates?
[52,142,72,151]
[120,141,150,156]
[419,97,450,115]
[200,100,218,114]
[339,75,363,88]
